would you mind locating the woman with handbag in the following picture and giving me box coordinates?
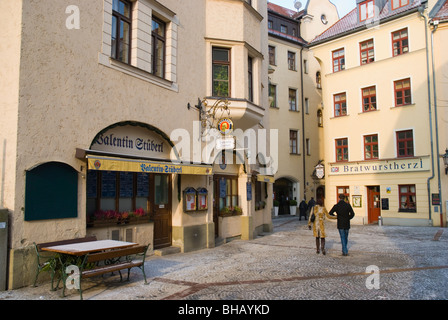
[308,198,336,255]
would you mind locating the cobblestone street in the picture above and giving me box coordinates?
[1,216,448,302]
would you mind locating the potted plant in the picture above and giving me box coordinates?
[233,206,242,215]
[273,200,279,217]
[220,206,232,217]
[289,199,297,216]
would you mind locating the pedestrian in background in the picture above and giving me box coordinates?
[329,194,355,256]
[308,198,335,255]
[299,199,307,221]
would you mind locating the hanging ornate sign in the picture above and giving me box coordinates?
[217,118,234,135]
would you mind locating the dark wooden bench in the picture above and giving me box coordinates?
[33,236,97,290]
[67,244,149,300]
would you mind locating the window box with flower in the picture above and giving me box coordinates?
[88,208,150,228]
[219,206,243,217]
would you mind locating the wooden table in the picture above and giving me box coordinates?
[40,240,137,256]
[40,240,139,296]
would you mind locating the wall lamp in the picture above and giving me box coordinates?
[442,149,448,175]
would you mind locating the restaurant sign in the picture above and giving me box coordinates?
[91,124,172,160]
[329,157,430,176]
[87,156,212,176]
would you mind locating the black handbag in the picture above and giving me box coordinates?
[310,211,316,223]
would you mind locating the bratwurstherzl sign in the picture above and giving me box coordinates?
[329,156,430,176]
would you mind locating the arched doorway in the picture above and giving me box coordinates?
[273,178,296,215]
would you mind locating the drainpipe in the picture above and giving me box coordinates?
[419,6,434,226]
[300,47,306,200]
[430,20,444,227]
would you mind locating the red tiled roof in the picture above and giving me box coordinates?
[432,0,448,21]
[311,0,425,45]
[267,2,304,19]
[267,2,307,45]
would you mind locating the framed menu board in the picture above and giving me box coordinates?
[197,188,208,211]
[183,187,197,212]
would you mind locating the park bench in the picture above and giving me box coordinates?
[33,236,97,290]
[64,244,149,300]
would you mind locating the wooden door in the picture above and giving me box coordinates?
[152,174,172,249]
[367,186,381,224]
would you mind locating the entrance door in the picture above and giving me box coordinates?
[367,186,381,224]
[152,174,172,249]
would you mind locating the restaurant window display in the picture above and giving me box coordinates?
[87,170,151,227]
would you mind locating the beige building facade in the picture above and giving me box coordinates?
[0,0,273,289]
[267,1,338,213]
[310,0,447,227]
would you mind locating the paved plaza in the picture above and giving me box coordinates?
[1,216,448,301]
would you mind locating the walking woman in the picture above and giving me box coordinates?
[308,198,335,255]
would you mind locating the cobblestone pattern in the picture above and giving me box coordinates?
[1,217,447,300]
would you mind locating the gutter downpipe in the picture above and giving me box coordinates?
[430,20,444,227]
[419,5,434,226]
[300,46,306,199]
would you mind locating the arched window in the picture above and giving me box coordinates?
[317,109,323,127]
[25,162,78,221]
[316,71,322,89]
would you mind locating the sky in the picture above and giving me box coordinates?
[268,0,356,18]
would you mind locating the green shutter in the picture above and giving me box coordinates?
[25,162,78,221]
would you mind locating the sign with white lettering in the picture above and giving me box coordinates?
[91,125,171,160]
[329,157,430,176]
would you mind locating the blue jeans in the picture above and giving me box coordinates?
[338,229,350,255]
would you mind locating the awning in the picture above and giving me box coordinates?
[87,155,213,175]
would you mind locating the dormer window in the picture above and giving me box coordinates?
[391,0,409,10]
[359,0,375,22]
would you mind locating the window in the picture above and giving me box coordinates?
[336,138,348,162]
[399,184,416,212]
[288,51,296,71]
[396,130,414,157]
[212,47,230,97]
[269,46,276,65]
[303,60,309,74]
[111,0,132,64]
[394,78,411,106]
[269,84,277,108]
[337,186,350,202]
[290,130,299,154]
[332,48,345,72]
[317,109,323,127]
[316,71,322,89]
[281,25,288,34]
[362,86,377,112]
[392,28,409,57]
[360,39,375,65]
[216,176,239,212]
[289,89,297,111]
[306,138,311,156]
[305,98,309,114]
[359,0,375,21]
[364,134,379,160]
[248,56,254,102]
[268,20,273,29]
[152,17,166,78]
[392,0,409,10]
[334,93,347,117]
[86,171,154,222]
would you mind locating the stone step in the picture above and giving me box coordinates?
[153,246,181,256]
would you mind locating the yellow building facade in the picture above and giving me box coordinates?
[267,1,338,212]
[311,0,447,227]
